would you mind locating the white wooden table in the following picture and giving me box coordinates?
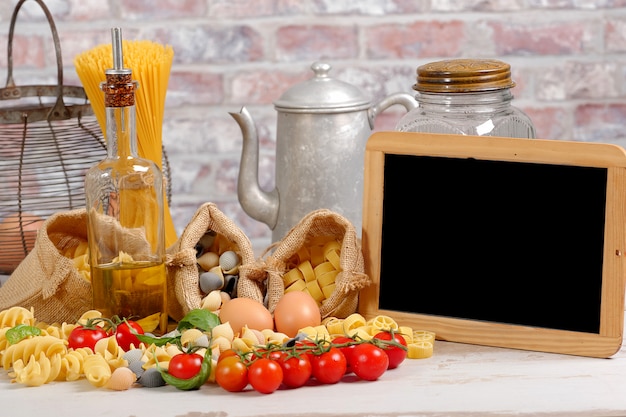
[1,326,625,417]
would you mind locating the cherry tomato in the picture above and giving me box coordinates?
[294,339,317,362]
[115,320,144,351]
[215,356,249,392]
[168,352,204,380]
[266,350,284,361]
[218,348,239,363]
[248,358,283,394]
[253,348,283,362]
[278,354,312,389]
[332,335,357,374]
[68,325,108,352]
[311,347,346,384]
[350,343,389,381]
[373,331,408,369]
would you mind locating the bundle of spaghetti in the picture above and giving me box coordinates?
[74,40,177,246]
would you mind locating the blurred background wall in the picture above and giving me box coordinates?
[1,0,625,252]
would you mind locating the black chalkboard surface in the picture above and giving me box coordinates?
[358,132,626,358]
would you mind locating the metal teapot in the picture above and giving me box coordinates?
[230,62,417,242]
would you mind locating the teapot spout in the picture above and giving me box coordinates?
[229,106,279,230]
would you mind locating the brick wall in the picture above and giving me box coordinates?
[2,0,626,251]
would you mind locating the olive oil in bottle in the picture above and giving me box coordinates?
[84,28,167,334]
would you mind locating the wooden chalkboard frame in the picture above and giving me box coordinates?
[358,131,626,358]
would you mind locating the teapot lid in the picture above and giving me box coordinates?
[274,62,371,113]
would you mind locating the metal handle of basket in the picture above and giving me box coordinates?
[4,0,71,121]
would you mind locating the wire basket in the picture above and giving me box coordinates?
[0,0,174,275]
[0,0,107,274]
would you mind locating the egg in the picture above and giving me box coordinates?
[218,297,274,336]
[273,291,322,338]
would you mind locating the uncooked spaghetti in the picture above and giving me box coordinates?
[74,40,177,246]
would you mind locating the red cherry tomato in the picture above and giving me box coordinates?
[168,352,204,380]
[373,331,408,369]
[278,354,312,388]
[350,343,389,381]
[254,348,283,362]
[115,320,144,351]
[248,358,283,394]
[217,349,239,363]
[332,335,357,374]
[215,356,249,392]
[294,339,317,362]
[68,325,108,352]
[311,347,346,384]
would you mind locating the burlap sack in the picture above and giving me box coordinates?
[258,209,371,319]
[165,202,263,321]
[0,209,91,324]
[0,208,186,324]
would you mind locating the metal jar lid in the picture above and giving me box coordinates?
[274,61,371,113]
[414,58,516,93]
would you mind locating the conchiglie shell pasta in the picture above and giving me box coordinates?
[261,329,290,345]
[180,329,205,347]
[211,322,234,341]
[105,367,137,390]
[231,337,253,353]
[211,335,232,354]
[200,290,223,311]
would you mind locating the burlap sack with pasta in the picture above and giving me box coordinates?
[259,209,370,319]
[0,209,91,324]
[165,202,263,321]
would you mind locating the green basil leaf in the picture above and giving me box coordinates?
[176,309,220,332]
[136,332,180,347]
[157,348,212,391]
[6,324,41,345]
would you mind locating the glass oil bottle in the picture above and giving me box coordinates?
[84,28,167,334]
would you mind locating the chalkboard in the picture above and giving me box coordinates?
[358,132,626,358]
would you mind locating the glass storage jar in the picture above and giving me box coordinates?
[395,59,536,138]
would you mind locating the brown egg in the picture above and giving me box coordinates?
[218,297,274,336]
[0,213,44,272]
[274,291,322,338]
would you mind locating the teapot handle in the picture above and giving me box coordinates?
[368,92,417,129]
